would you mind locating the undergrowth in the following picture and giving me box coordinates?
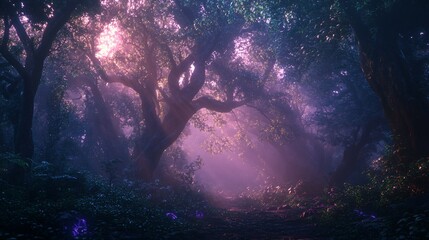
[232,149,429,239]
[0,157,213,239]
[1,149,428,239]
[314,148,429,240]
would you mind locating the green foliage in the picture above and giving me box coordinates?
[0,168,213,239]
[8,0,100,24]
[259,117,292,144]
[0,152,30,180]
[325,150,429,215]
[37,70,78,165]
[248,184,293,208]
[324,183,429,239]
[370,147,429,200]
[311,145,429,239]
[235,179,323,211]
[394,211,429,240]
[169,156,203,186]
[253,0,347,76]
[0,152,29,168]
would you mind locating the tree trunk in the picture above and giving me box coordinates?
[338,0,429,168]
[329,118,382,186]
[359,29,429,162]
[134,137,165,181]
[14,82,35,159]
[133,99,197,181]
[1,0,81,184]
[330,145,361,186]
[9,77,37,183]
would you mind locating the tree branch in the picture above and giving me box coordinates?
[262,57,276,82]
[0,47,28,79]
[139,23,157,83]
[193,96,246,113]
[86,52,143,93]
[0,16,28,79]
[1,15,10,47]
[245,104,273,122]
[5,3,34,58]
[36,0,80,62]
[159,41,177,69]
[173,0,195,28]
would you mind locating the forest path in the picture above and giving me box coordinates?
[165,197,330,240]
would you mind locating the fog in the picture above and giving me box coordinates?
[5,1,428,238]
[180,107,331,197]
[184,125,267,196]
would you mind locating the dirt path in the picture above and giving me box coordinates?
[197,211,326,239]
[165,198,330,240]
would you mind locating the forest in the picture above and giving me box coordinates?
[1,0,428,239]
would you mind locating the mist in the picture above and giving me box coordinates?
[1,0,428,239]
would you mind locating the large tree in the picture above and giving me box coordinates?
[337,0,429,162]
[259,0,429,166]
[0,0,100,179]
[77,0,274,180]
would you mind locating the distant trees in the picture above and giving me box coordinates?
[303,43,388,185]
[0,57,20,151]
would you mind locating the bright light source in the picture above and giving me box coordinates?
[96,21,122,58]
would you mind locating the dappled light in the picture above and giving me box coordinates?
[1,0,429,239]
[96,21,122,59]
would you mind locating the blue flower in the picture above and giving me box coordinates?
[166,212,178,220]
[72,218,87,237]
[195,210,204,219]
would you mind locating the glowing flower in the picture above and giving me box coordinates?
[72,218,87,237]
[166,212,178,220]
[195,210,204,219]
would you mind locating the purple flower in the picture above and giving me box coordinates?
[353,210,377,220]
[72,218,87,237]
[195,210,204,219]
[166,212,178,220]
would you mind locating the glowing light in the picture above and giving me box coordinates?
[166,212,178,220]
[179,64,195,86]
[195,210,204,219]
[353,209,377,220]
[72,218,87,238]
[96,21,122,58]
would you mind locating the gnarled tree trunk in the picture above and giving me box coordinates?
[359,29,429,161]
[340,0,429,164]
[133,98,197,181]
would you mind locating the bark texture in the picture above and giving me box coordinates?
[340,0,429,162]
